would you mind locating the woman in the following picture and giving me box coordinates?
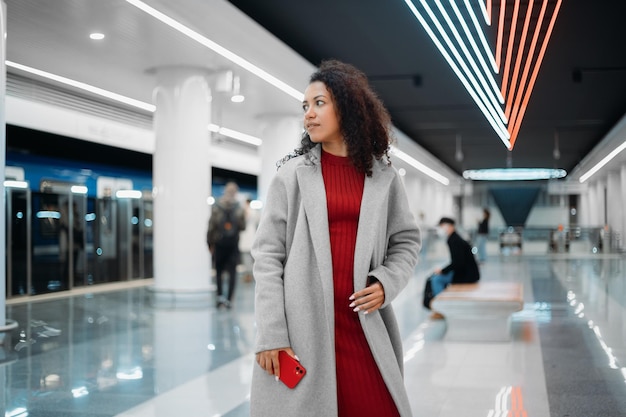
[251,60,421,417]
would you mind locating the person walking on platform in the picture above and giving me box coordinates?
[251,60,421,417]
[429,217,480,319]
[207,181,246,309]
[476,208,490,262]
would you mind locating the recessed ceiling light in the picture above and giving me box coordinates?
[231,94,245,103]
[89,33,105,40]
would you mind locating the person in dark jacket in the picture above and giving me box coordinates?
[430,217,480,318]
[207,182,246,309]
[476,208,490,262]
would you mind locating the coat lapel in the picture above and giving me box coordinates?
[353,161,394,290]
[295,158,335,332]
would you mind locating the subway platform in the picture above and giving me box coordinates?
[2,250,626,417]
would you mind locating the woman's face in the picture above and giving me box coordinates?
[302,81,343,146]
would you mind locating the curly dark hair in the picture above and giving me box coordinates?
[278,60,392,177]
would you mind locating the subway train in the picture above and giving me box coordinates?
[5,150,257,298]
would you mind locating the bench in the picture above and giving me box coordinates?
[431,282,524,342]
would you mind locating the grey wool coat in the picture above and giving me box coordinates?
[250,145,421,417]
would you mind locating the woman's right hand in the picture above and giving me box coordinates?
[256,347,297,378]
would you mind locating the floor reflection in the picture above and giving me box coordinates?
[4,282,257,417]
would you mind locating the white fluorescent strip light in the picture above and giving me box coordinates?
[208,123,263,146]
[449,0,504,104]
[71,185,88,194]
[5,62,264,147]
[6,61,156,112]
[405,0,510,147]
[390,146,450,185]
[421,0,505,130]
[479,0,490,24]
[116,190,142,199]
[464,0,498,73]
[463,168,567,181]
[435,0,506,119]
[579,140,626,183]
[4,180,28,189]
[124,0,304,102]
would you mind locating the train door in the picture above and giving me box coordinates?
[31,181,87,294]
[94,195,120,284]
[5,181,32,296]
[95,178,152,282]
[116,190,151,280]
[116,195,133,280]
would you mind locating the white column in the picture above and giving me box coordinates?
[151,67,212,304]
[258,115,301,204]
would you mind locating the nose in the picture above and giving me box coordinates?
[304,106,315,119]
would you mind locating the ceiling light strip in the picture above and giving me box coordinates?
[509,0,563,148]
[500,0,521,96]
[5,63,261,148]
[449,0,504,105]
[463,168,566,181]
[403,0,510,148]
[495,0,506,71]
[391,147,450,185]
[478,0,489,24]
[420,0,508,132]
[504,0,535,120]
[436,1,505,118]
[5,61,263,148]
[463,0,498,73]
[5,61,156,112]
[124,0,304,102]
[507,0,549,133]
[486,0,492,24]
[208,123,262,146]
[579,140,626,183]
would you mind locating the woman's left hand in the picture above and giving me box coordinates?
[349,281,385,315]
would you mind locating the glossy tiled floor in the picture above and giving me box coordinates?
[2,249,626,416]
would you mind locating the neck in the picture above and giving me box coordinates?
[322,141,348,157]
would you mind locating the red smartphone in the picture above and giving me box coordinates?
[278,350,306,389]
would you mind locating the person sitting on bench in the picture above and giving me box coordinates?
[430,217,480,319]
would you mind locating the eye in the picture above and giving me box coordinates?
[302,103,309,112]
[316,100,324,106]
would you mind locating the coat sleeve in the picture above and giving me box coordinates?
[369,173,421,308]
[251,174,291,353]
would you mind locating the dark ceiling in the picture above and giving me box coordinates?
[227,0,626,176]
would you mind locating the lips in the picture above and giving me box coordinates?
[306,123,319,131]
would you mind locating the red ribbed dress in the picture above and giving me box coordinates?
[321,150,400,417]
